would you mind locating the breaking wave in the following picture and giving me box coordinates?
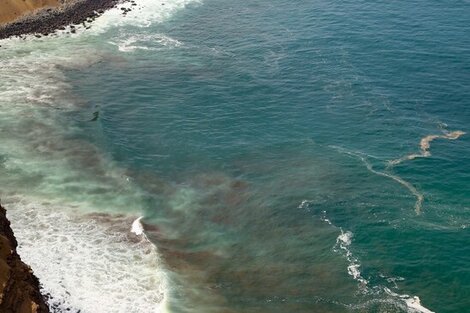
[4,196,168,313]
[0,0,200,311]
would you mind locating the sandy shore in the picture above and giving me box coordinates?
[0,0,61,25]
[0,0,127,39]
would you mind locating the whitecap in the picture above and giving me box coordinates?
[334,230,369,289]
[90,0,201,34]
[131,216,145,236]
[385,288,435,313]
[110,33,183,52]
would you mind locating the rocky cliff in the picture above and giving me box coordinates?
[0,204,49,313]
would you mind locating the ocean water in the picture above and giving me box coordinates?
[0,0,469,312]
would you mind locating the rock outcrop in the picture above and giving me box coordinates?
[0,204,49,313]
[0,0,123,40]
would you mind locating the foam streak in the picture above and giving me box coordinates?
[388,130,465,167]
[335,230,369,289]
[332,147,424,214]
[385,288,435,313]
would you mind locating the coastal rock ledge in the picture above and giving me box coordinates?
[0,0,122,40]
[0,204,49,313]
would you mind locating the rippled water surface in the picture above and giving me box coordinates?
[1,0,469,312]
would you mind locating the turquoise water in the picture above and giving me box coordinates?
[0,0,469,312]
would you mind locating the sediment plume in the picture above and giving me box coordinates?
[0,204,49,313]
[333,130,465,215]
[338,148,425,215]
[388,130,466,166]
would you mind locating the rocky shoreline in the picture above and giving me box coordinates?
[0,1,139,311]
[0,204,49,313]
[0,0,127,40]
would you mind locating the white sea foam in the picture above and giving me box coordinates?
[321,214,333,225]
[4,196,168,313]
[385,288,435,313]
[90,0,200,34]
[333,228,436,313]
[297,203,370,291]
[297,199,311,210]
[0,1,200,44]
[405,297,435,313]
[334,230,369,288]
[0,49,167,310]
[131,216,145,235]
[111,33,183,52]
[337,230,353,246]
[0,1,201,311]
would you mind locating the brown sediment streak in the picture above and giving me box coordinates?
[388,130,466,167]
[353,152,424,215]
[337,130,465,215]
[331,146,425,214]
[332,130,464,215]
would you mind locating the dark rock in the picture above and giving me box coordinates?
[0,204,50,312]
[0,0,127,40]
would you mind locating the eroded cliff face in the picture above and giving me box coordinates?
[0,204,49,313]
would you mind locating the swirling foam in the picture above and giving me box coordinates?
[331,146,424,214]
[90,0,200,34]
[385,288,435,313]
[110,33,183,52]
[0,1,201,311]
[334,228,435,313]
[4,196,168,313]
[334,230,369,289]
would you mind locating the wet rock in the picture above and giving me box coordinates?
[0,0,128,40]
[0,204,50,313]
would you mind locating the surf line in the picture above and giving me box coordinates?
[308,205,436,313]
[388,130,466,167]
[331,146,424,215]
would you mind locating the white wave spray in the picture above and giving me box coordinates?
[300,200,436,313]
[0,0,200,312]
[4,196,168,313]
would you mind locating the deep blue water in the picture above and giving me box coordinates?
[1,0,469,312]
